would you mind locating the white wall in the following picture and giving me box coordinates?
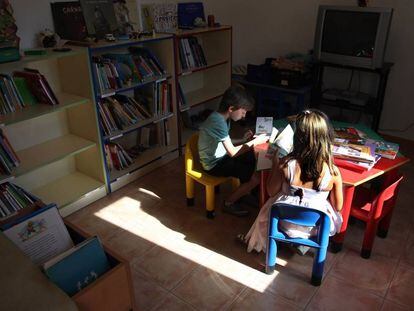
[9,0,414,140]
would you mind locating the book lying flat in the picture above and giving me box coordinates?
[43,236,111,296]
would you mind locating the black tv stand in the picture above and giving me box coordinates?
[312,61,393,131]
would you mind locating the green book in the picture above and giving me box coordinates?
[13,77,38,106]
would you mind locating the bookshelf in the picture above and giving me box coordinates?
[0,48,107,217]
[174,26,232,148]
[88,34,179,192]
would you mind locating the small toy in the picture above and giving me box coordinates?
[104,33,116,42]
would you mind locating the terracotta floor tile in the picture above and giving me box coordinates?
[386,265,414,307]
[172,266,246,310]
[400,229,414,267]
[329,248,398,296]
[306,275,383,311]
[228,288,300,311]
[381,300,410,311]
[251,269,318,308]
[131,245,201,290]
[131,269,169,311]
[151,293,195,311]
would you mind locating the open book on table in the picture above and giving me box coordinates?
[256,124,294,171]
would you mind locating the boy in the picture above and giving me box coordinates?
[198,85,268,217]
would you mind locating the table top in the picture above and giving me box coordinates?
[272,119,410,187]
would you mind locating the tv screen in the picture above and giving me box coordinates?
[322,11,380,59]
[314,6,393,69]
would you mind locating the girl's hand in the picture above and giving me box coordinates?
[272,148,280,166]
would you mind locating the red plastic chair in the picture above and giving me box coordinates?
[350,175,403,258]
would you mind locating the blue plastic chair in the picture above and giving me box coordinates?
[265,202,331,286]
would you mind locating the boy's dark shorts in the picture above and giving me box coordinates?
[206,149,256,183]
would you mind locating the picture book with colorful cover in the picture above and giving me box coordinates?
[50,1,88,41]
[2,204,73,265]
[367,139,399,159]
[43,235,111,296]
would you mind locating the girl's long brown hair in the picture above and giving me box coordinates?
[288,109,337,188]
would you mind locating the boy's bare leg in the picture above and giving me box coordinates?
[226,171,260,204]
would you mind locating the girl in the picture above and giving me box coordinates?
[239,109,343,254]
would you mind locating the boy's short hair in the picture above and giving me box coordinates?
[217,85,254,112]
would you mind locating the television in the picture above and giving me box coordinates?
[314,6,393,69]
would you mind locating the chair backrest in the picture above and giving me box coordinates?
[373,175,404,218]
[270,202,331,246]
[185,133,203,173]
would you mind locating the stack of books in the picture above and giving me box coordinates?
[0,129,20,175]
[332,127,400,171]
[178,36,207,71]
[13,69,59,106]
[0,182,40,220]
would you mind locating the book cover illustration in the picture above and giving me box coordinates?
[79,0,118,39]
[113,0,140,35]
[50,1,88,41]
[177,2,205,28]
[2,204,73,265]
[141,3,177,32]
[255,117,273,136]
[43,236,111,296]
[367,139,399,159]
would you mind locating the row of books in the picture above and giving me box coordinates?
[1,204,111,296]
[0,182,39,219]
[105,143,134,171]
[177,82,187,109]
[93,48,166,94]
[332,127,399,171]
[153,80,173,116]
[0,69,59,115]
[105,121,171,171]
[98,94,152,136]
[0,129,20,175]
[178,36,207,71]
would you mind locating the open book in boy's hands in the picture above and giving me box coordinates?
[256,124,294,171]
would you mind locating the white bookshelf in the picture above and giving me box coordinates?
[0,48,107,216]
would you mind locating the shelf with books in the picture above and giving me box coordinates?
[89,36,179,192]
[174,26,232,148]
[0,48,107,216]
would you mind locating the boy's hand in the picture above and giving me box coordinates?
[252,133,268,146]
[243,129,254,142]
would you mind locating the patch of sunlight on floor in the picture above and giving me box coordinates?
[94,192,286,292]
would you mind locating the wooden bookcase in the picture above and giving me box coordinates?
[174,26,232,148]
[65,221,135,311]
[88,34,179,192]
[0,49,107,217]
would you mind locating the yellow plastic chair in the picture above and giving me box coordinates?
[185,133,240,218]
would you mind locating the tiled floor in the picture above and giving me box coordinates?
[66,138,414,310]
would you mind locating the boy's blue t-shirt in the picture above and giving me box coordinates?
[198,111,231,170]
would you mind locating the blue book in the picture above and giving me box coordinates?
[43,236,111,296]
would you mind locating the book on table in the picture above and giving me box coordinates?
[42,235,111,296]
[366,139,399,160]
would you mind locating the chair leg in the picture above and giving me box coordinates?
[231,178,240,191]
[266,238,277,274]
[361,220,379,259]
[311,246,327,286]
[205,184,215,219]
[186,176,194,206]
[377,211,394,238]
